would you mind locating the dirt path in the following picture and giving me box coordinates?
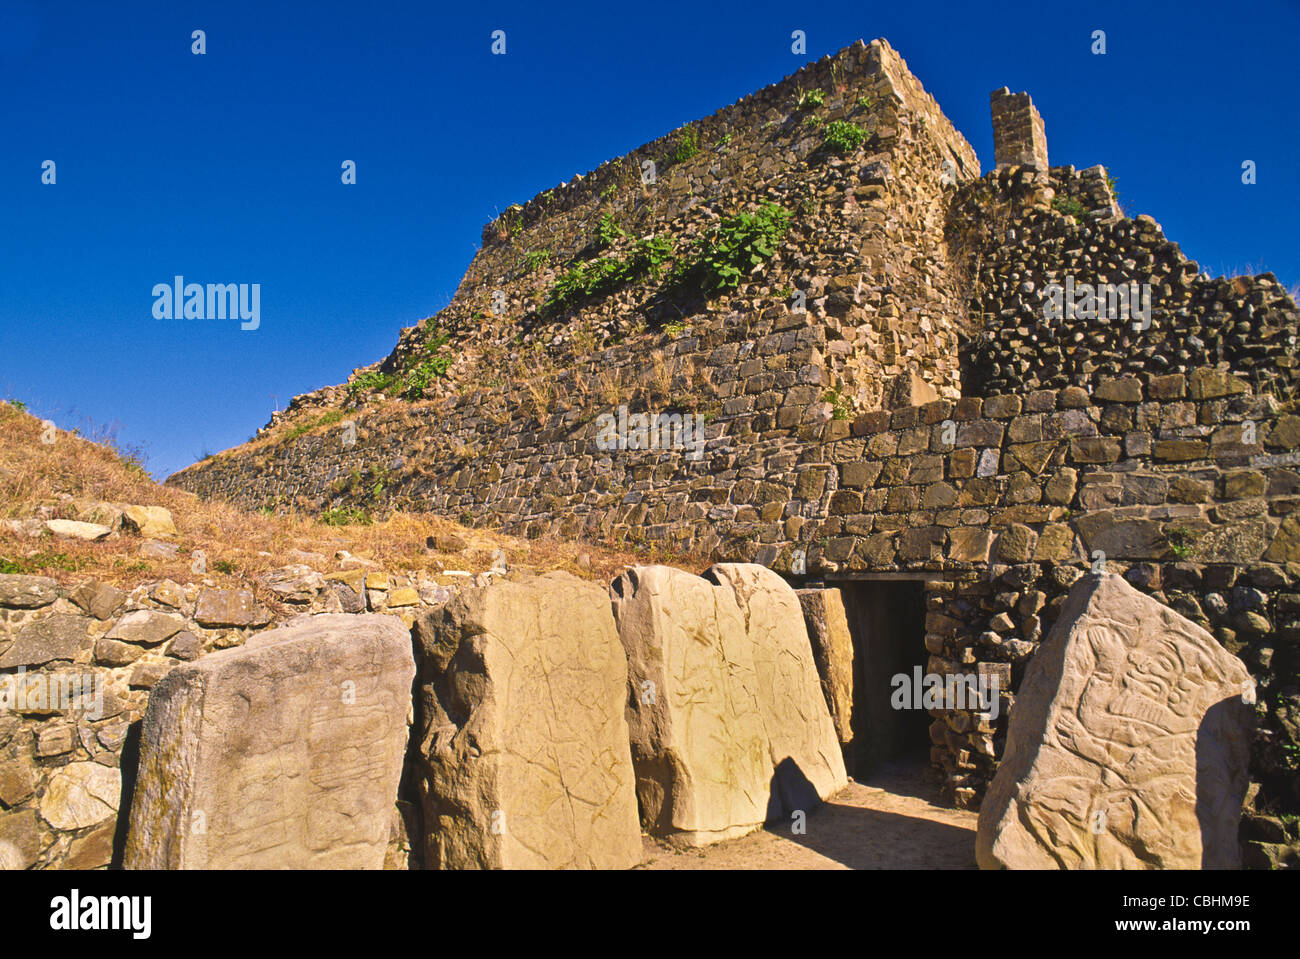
[638,761,978,870]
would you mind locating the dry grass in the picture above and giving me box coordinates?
[0,402,708,591]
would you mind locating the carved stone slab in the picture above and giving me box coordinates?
[977,573,1255,869]
[124,614,415,869]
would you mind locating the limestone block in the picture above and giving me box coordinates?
[977,573,1255,869]
[120,505,176,539]
[797,588,855,744]
[713,564,848,810]
[124,613,414,869]
[611,564,846,847]
[413,572,641,869]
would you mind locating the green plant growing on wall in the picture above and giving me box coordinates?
[285,409,345,441]
[823,388,852,421]
[796,88,826,109]
[1165,525,1196,558]
[856,95,873,110]
[543,235,675,317]
[596,212,626,250]
[1051,195,1088,218]
[823,120,865,155]
[674,202,792,295]
[400,331,453,399]
[667,125,699,165]
[321,506,372,526]
[625,235,674,279]
[347,369,397,399]
[493,205,524,241]
[523,248,551,272]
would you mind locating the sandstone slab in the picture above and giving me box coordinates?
[713,564,849,811]
[977,573,1255,869]
[797,588,855,744]
[413,572,641,869]
[0,614,91,668]
[124,613,415,869]
[0,574,60,609]
[611,564,847,847]
[193,588,257,627]
[40,762,121,831]
[120,505,176,539]
[45,519,112,541]
[69,580,127,620]
[106,609,185,647]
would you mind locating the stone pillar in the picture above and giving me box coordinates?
[990,87,1048,172]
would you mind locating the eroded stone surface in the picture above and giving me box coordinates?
[0,574,60,610]
[977,573,1255,869]
[124,613,414,869]
[712,564,848,811]
[611,564,846,847]
[0,614,91,668]
[413,572,641,869]
[797,587,855,744]
[40,762,121,831]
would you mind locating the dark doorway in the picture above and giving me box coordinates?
[839,580,932,780]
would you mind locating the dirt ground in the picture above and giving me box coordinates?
[638,760,978,870]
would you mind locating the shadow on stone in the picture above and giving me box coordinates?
[109,719,142,870]
[1196,695,1255,869]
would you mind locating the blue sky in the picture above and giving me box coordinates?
[3,0,1297,480]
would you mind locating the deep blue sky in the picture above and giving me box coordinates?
[3,0,1297,479]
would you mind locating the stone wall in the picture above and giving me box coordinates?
[160,370,1300,820]
[952,166,1300,400]
[0,566,456,870]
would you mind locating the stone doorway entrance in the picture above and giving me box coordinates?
[837,579,932,781]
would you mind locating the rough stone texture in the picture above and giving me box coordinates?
[65,823,116,869]
[412,572,641,869]
[0,809,40,870]
[711,564,849,806]
[0,614,91,668]
[39,763,121,831]
[123,613,414,869]
[977,573,1255,869]
[193,588,258,627]
[797,588,855,744]
[45,519,112,541]
[990,87,1048,172]
[0,574,60,609]
[68,580,127,620]
[611,564,846,847]
[120,505,176,538]
[105,609,185,647]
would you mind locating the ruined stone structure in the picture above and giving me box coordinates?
[4,38,1287,868]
